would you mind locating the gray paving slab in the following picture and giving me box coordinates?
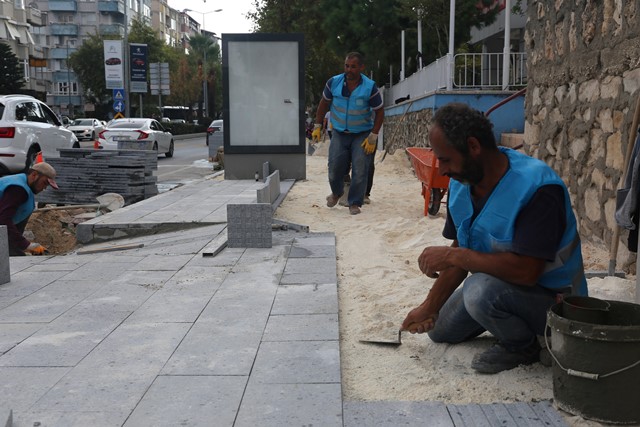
[289,244,336,258]
[162,265,230,291]
[0,304,134,367]
[343,401,453,427]
[0,270,68,297]
[250,341,341,384]
[280,272,338,286]
[124,287,214,324]
[0,323,41,354]
[0,280,102,323]
[0,366,70,411]
[124,375,247,427]
[57,262,138,281]
[106,269,175,289]
[235,383,343,427]
[13,410,128,427]
[283,257,337,274]
[30,323,190,413]
[127,254,194,271]
[1,409,10,427]
[271,283,339,315]
[262,313,339,341]
[161,323,263,376]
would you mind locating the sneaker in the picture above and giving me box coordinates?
[364,196,371,204]
[326,193,341,207]
[349,205,361,215]
[471,342,540,374]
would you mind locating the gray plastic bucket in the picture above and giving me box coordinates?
[546,299,640,424]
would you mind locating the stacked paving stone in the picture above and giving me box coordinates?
[35,148,158,206]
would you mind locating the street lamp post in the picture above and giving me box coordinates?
[66,38,76,118]
[184,8,222,119]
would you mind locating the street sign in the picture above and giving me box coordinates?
[113,89,124,100]
[113,112,124,119]
[113,100,124,112]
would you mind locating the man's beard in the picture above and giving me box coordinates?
[450,154,484,186]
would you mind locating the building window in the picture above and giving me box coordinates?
[56,82,78,95]
[14,0,25,9]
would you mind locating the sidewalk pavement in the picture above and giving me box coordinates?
[1,174,569,427]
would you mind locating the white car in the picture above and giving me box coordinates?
[68,118,105,142]
[0,94,79,174]
[96,118,174,157]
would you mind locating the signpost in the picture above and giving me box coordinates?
[150,62,171,110]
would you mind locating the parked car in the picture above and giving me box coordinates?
[96,118,174,158]
[206,119,224,146]
[67,118,105,143]
[0,94,79,174]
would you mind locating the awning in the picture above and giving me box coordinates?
[4,21,21,41]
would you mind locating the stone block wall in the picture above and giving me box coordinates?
[524,0,640,252]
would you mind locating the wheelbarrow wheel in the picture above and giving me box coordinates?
[428,188,443,215]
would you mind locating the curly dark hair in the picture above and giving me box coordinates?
[432,103,496,154]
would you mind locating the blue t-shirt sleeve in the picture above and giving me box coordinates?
[370,85,383,110]
[322,78,333,101]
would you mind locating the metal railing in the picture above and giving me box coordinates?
[454,52,527,89]
[384,52,527,106]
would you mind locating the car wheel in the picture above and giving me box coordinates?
[165,140,174,158]
[72,140,80,148]
[91,132,95,141]
[24,146,39,171]
[153,142,158,152]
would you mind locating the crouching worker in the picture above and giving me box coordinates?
[401,103,587,374]
[0,162,59,256]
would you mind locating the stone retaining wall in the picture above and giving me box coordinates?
[525,0,640,262]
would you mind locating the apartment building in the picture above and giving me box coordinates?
[1,0,195,117]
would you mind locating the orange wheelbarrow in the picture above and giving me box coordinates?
[406,147,450,216]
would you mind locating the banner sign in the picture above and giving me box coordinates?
[103,40,124,89]
[129,43,148,93]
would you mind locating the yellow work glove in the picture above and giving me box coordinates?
[311,124,322,142]
[361,132,378,154]
[26,242,48,256]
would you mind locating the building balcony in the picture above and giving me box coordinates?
[50,47,77,59]
[48,0,77,12]
[50,24,79,36]
[98,0,125,14]
[27,7,44,26]
[99,23,125,37]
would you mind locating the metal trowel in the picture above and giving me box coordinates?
[359,329,402,346]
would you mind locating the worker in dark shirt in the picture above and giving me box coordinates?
[0,162,59,256]
[401,103,587,374]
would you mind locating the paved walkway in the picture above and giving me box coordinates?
[1,174,568,426]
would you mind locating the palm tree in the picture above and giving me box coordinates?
[188,33,221,119]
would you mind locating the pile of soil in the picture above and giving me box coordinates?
[25,208,94,254]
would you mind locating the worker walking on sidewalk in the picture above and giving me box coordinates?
[312,51,384,215]
[0,162,59,256]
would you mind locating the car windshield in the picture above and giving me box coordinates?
[108,122,145,129]
[73,119,93,126]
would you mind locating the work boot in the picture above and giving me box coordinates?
[326,193,341,207]
[349,205,361,215]
[364,195,371,204]
[471,341,540,374]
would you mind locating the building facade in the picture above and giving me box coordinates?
[1,0,198,117]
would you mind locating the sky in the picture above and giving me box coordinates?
[168,0,257,36]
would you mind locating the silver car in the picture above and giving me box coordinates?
[96,118,174,157]
[0,94,79,174]
[68,118,105,142]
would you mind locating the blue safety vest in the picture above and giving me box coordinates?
[329,73,375,133]
[448,147,587,295]
[0,174,35,224]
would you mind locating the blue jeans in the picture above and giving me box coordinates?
[427,273,561,351]
[328,130,373,207]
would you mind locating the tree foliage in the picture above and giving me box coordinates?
[68,33,110,104]
[0,43,25,94]
[249,0,502,109]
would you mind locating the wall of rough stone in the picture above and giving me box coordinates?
[524,0,640,259]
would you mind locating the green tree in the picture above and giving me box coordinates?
[0,43,25,94]
[186,33,221,119]
[248,0,342,109]
[68,33,110,104]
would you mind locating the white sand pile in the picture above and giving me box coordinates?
[273,141,637,424]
